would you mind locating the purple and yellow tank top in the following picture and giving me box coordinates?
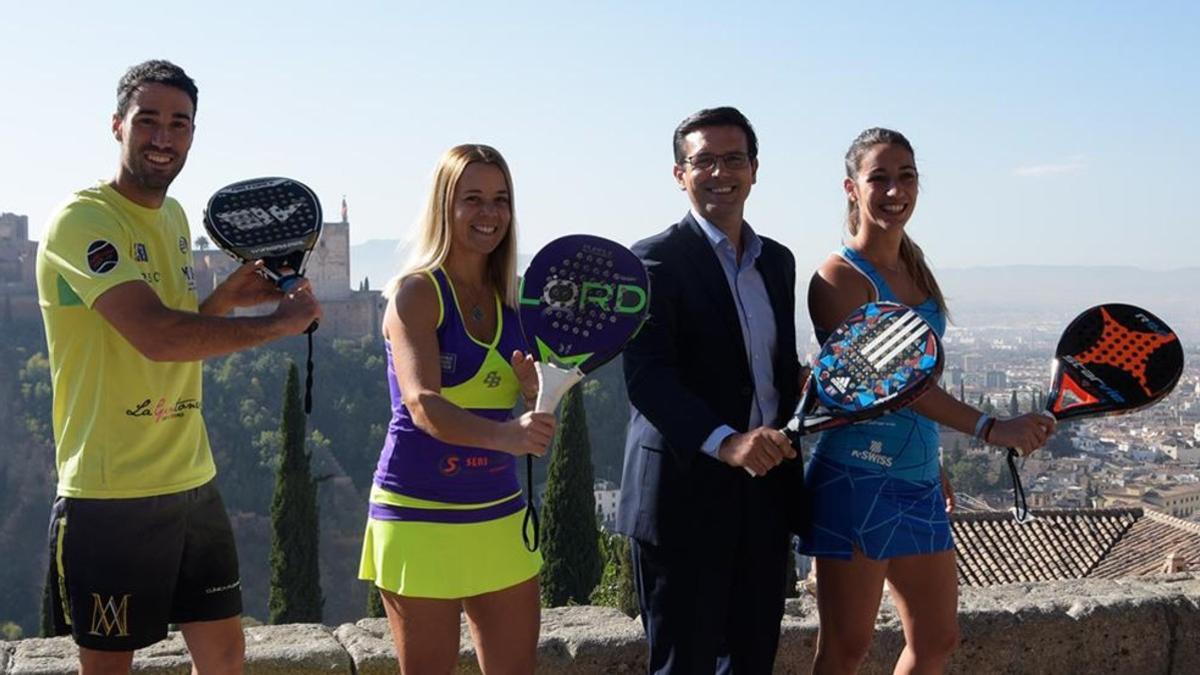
[370,268,526,523]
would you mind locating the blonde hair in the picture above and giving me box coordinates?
[384,144,519,307]
[844,128,948,315]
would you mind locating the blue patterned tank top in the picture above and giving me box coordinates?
[812,246,948,482]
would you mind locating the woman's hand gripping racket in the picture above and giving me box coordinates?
[781,302,943,464]
[1005,304,1184,522]
[203,177,324,412]
[516,235,650,549]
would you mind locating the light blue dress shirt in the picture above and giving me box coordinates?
[692,211,780,458]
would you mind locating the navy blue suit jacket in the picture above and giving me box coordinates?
[616,213,802,548]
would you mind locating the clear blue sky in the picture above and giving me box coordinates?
[2,1,1197,279]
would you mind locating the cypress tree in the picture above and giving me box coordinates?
[1009,389,1020,416]
[539,385,601,606]
[590,530,638,617]
[268,363,323,623]
[365,582,385,618]
[40,563,55,637]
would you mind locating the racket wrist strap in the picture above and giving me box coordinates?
[522,456,540,552]
[1007,448,1032,523]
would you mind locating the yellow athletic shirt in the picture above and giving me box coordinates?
[36,182,215,498]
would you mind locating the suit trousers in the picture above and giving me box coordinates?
[631,524,791,674]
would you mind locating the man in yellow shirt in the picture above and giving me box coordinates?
[37,60,323,673]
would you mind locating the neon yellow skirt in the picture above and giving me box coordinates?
[358,487,542,599]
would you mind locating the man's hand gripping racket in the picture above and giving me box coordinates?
[203,177,324,412]
[1005,304,1183,522]
[517,235,650,550]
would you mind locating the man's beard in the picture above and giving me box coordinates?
[127,150,184,192]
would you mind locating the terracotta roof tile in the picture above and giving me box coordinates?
[1090,510,1200,578]
[951,508,1141,586]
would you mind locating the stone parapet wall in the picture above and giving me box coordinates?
[5,575,1198,674]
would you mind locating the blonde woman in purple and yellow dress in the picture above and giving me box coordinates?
[358,144,556,674]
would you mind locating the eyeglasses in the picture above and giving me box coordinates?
[681,152,752,172]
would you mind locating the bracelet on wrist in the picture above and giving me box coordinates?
[972,414,993,440]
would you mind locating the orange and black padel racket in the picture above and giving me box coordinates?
[1007,304,1183,521]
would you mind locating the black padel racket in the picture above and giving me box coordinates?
[203,177,324,412]
[782,302,943,458]
[1006,304,1184,522]
[516,234,650,549]
[203,177,323,293]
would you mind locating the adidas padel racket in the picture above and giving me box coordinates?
[778,302,942,534]
[1006,304,1184,521]
[516,234,650,549]
[203,177,324,412]
[784,301,943,447]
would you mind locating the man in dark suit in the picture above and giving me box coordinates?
[616,106,803,674]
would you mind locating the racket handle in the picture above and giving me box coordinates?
[279,274,305,294]
[277,274,318,334]
[533,362,585,414]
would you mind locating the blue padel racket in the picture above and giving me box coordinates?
[784,301,943,448]
[1006,304,1183,522]
[203,177,324,412]
[516,234,650,549]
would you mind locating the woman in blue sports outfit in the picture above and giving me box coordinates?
[802,128,1057,674]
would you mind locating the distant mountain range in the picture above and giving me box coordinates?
[936,266,1200,313]
[351,240,1198,337]
[935,266,1200,341]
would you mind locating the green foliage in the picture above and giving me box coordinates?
[365,583,385,619]
[946,453,1000,496]
[0,319,58,636]
[590,530,638,617]
[977,393,996,417]
[947,438,964,463]
[267,363,323,624]
[18,352,53,447]
[202,336,391,515]
[580,361,630,483]
[1009,390,1019,416]
[0,621,22,641]
[39,562,54,638]
[539,386,602,607]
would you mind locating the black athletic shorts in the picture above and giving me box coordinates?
[46,480,242,651]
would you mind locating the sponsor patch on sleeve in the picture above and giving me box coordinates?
[86,240,120,274]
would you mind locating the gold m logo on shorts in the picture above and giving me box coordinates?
[88,593,131,637]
